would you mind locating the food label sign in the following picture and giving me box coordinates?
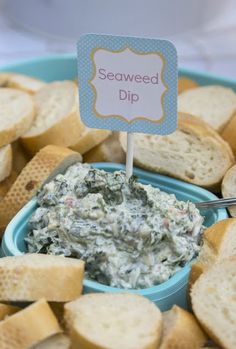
[77,34,177,135]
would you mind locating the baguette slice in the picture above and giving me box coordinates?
[6,73,46,94]
[0,299,61,349]
[0,145,12,182]
[0,303,20,321]
[0,145,81,234]
[222,165,236,217]
[0,171,17,202]
[84,132,125,163]
[178,77,198,94]
[159,305,207,349]
[65,293,162,349]
[0,72,11,87]
[119,113,234,190]
[221,113,236,156]
[0,88,35,147]
[178,85,236,132]
[0,254,84,302]
[189,218,236,290]
[32,334,71,349]
[70,127,111,154]
[21,81,85,155]
[191,257,236,349]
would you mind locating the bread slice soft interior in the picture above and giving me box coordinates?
[65,293,162,349]
[6,72,46,94]
[84,132,125,163]
[189,218,236,290]
[21,81,85,155]
[119,113,234,190]
[191,257,236,349]
[0,145,81,234]
[0,254,84,302]
[70,127,111,154]
[0,299,61,349]
[32,334,71,349]
[178,85,236,132]
[159,305,207,349]
[0,145,12,182]
[0,88,35,147]
[222,165,236,217]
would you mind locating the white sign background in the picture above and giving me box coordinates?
[91,48,167,123]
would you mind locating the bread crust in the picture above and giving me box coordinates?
[0,88,35,148]
[70,128,111,154]
[65,293,162,349]
[21,111,85,156]
[0,254,84,302]
[221,112,236,156]
[0,299,61,349]
[0,303,20,321]
[84,132,125,164]
[222,165,236,217]
[178,77,198,94]
[0,145,81,234]
[189,218,236,289]
[191,257,236,349]
[178,85,236,132]
[0,145,12,182]
[160,305,207,349]
[21,81,85,155]
[119,113,234,190]
[6,73,46,94]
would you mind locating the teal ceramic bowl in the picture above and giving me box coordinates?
[1,163,228,311]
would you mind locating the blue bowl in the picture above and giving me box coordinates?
[1,163,228,311]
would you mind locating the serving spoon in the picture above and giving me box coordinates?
[195,197,236,209]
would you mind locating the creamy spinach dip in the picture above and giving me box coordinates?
[25,163,204,289]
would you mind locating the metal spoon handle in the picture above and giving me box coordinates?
[196,197,236,209]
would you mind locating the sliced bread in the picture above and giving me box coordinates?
[178,77,198,94]
[0,145,12,182]
[0,145,81,234]
[70,127,111,154]
[0,88,35,147]
[6,72,46,94]
[221,112,236,156]
[65,293,162,349]
[32,334,71,349]
[0,171,17,202]
[0,254,84,302]
[191,257,236,349]
[119,113,234,190]
[0,72,11,87]
[222,165,236,217]
[84,132,125,163]
[159,305,207,349]
[189,218,236,290]
[21,81,85,155]
[0,303,20,321]
[178,85,236,132]
[0,299,61,349]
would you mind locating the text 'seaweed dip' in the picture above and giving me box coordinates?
[26,163,204,289]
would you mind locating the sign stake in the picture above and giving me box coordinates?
[126,132,134,179]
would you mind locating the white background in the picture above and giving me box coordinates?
[0,0,235,79]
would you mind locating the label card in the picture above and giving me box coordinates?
[77,34,177,135]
